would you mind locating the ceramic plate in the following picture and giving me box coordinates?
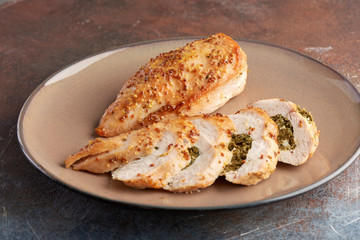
[17,38,360,210]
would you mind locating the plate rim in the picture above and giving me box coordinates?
[17,37,360,210]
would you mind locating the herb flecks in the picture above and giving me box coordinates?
[271,114,296,150]
[183,146,200,170]
[296,106,313,123]
[224,134,253,172]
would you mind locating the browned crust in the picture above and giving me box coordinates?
[95,33,246,137]
[64,122,166,172]
[64,117,199,173]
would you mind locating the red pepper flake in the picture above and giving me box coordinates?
[269,133,275,139]
[189,129,200,139]
[182,150,190,160]
[226,129,233,136]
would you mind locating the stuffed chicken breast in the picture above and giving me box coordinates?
[223,108,279,186]
[247,99,320,166]
[164,115,234,192]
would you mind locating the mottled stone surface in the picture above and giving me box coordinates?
[0,0,359,239]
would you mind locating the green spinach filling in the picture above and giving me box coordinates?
[183,146,200,169]
[296,105,313,123]
[270,114,296,150]
[224,134,253,172]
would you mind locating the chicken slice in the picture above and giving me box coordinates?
[224,108,279,186]
[247,98,320,166]
[111,118,200,189]
[95,33,247,137]
[164,115,234,193]
[64,118,198,174]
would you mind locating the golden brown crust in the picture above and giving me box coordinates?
[64,122,166,173]
[65,118,199,174]
[95,33,246,137]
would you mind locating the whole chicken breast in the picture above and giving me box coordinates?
[95,33,247,137]
[224,108,279,186]
[247,99,320,166]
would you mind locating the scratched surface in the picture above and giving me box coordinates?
[0,0,359,239]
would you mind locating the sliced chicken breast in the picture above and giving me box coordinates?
[247,98,320,166]
[164,115,234,192]
[65,109,282,190]
[224,108,279,186]
[111,126,194,189]
[65,118,199,174]
[95,33,247,137]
